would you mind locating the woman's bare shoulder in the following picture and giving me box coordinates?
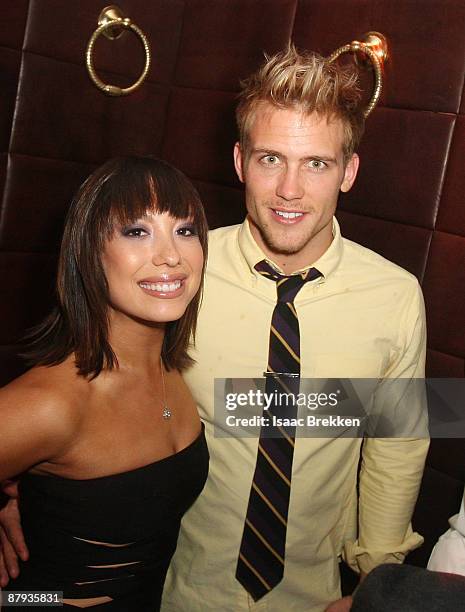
[0,360,89,439]
[0,361,93,479]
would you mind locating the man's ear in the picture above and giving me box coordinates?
[233,142,245,183]
[340,153,359,193]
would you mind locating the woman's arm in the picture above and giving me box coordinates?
[0,374,76,482]
[0,371,77,585]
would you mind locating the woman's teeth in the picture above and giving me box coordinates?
[139,280,182,292]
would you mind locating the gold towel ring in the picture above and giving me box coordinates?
[329,32,388,117]
[86,5,151,97]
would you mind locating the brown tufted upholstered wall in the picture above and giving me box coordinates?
[1,0,464,571]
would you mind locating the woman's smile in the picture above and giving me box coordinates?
[138,274,187,298]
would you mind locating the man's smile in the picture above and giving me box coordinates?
[271,208,306,223]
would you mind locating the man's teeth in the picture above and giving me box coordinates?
[139,280,182,292]
[274,210,303,219]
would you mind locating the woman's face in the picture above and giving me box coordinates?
[101,211,204,326]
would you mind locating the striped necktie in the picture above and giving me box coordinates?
[235,259,322,601]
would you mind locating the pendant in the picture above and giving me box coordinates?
[162,406,172,420]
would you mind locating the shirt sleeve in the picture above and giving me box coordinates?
[427,530,465,576]
[343,280,429,575]
[427,489,465,576]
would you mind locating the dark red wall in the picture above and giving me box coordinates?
[1,0,464,567]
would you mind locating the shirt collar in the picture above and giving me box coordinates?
[238,216,343,279]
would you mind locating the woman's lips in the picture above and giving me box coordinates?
[137,275,187,298]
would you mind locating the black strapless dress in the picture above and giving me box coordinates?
[10,426,208,610]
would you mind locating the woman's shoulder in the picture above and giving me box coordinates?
[0,360,87,438]
[0,360,90,479]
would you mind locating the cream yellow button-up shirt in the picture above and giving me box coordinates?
[162,218,428,611]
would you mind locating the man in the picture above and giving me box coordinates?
[161,46,428,611]
[1,47,428,611]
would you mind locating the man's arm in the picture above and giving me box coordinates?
[324,595,353,612]
[0,481,29,586]
[344,280,429,575]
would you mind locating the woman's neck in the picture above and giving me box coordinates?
[107,310,166,376]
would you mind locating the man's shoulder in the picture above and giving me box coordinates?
[206,224,245,276]
[340,236,420,288]
[207,224,242,249]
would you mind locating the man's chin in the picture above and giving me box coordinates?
[262,236,308,256]
[249,217,313,257]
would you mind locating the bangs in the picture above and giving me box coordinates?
[90,157,203,240]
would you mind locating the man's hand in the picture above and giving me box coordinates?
[0,481,29,587]
[325,569,367,611]
[324,595,353,612]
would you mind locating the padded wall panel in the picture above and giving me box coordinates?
[0,155,94,252]
[423,232,465,358]
[427,349,464,378]
[436,116,465,237]
[175,0,297,90]
[293,0,465,113]
[0,253,56,344]
[293,0,373,56]
[374,0,465,113]
[340,108,455,228]
[25,0,184,85]
[0,1,29,49]
[410,467,464,566]
[0,154,7,209]
[428,441,465,482]
[11,53,169,163]
[337,211,431,282]
[0,346,26,388]
[0,49,22,151]
[194,180,245,229]
[162,87,238,185]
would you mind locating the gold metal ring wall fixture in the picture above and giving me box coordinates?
[328,32,388,117]
[86,5,151,96]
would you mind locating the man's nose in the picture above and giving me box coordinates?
[151,236,181,267]
[276,166,304,201]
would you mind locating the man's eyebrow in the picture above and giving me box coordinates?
[251,148,282,156]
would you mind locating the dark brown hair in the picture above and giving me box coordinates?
[236,44,365,164]
[25,156,208,378]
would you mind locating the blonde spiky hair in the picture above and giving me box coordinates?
[236,44,364,164]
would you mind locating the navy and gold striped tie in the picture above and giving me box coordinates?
[236,259,322,601]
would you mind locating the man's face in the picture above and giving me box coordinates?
[234,104,359,272]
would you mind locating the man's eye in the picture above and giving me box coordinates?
[177,224,198,237]
[309,160,326,170]
[262,155,280,165]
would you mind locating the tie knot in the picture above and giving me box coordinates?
[254,260,322,303]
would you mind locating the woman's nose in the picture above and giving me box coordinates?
[151,236,181,267]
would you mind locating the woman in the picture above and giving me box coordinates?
[0,156,209,610]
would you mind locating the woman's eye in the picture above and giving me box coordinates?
[122,226,148,238]
[177,224,198,237]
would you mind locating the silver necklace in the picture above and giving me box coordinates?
[160,357,172,420]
